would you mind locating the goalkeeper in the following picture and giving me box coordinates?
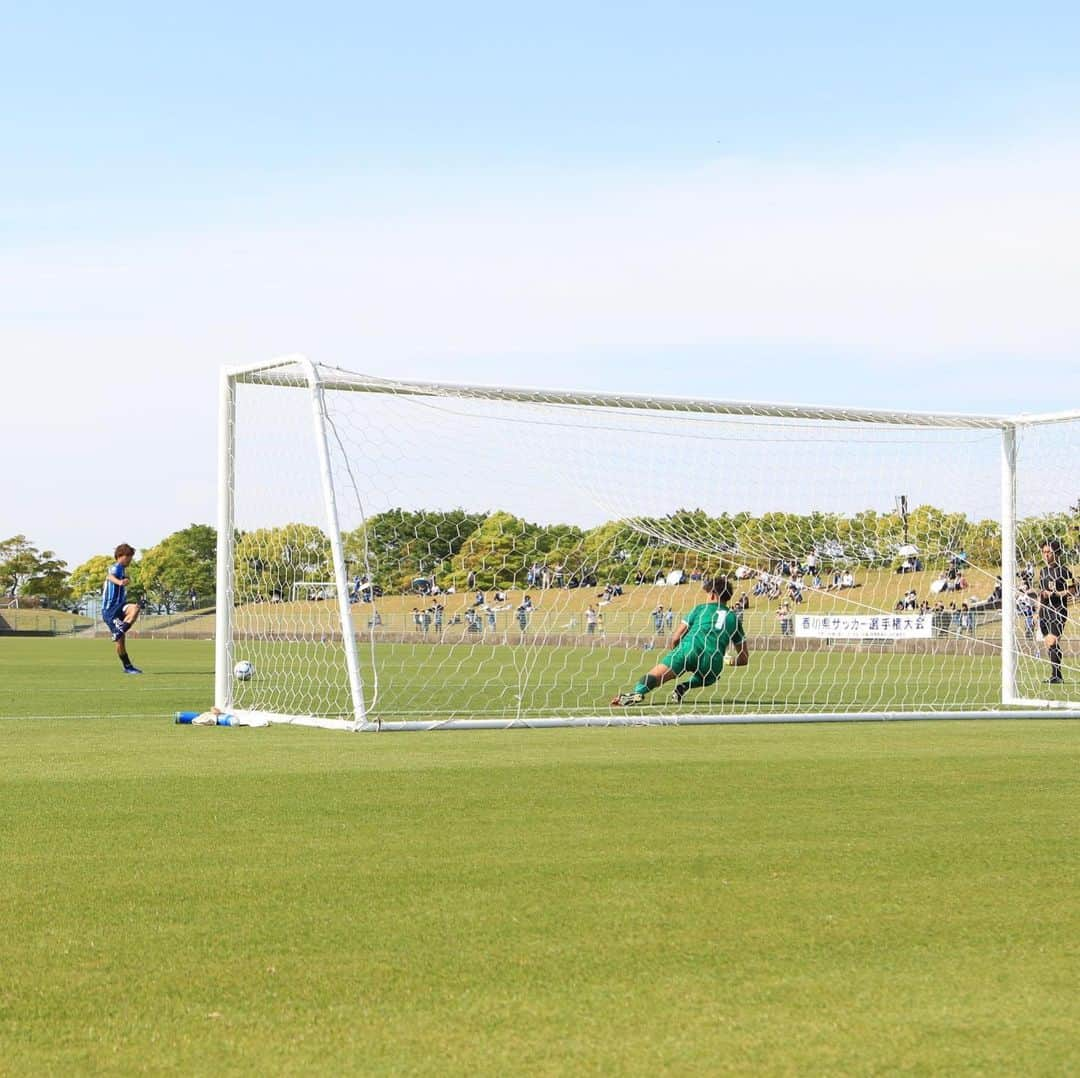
[611,575,749,706]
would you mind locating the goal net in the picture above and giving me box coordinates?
[215,357,1080,729]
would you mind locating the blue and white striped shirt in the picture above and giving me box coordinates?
[102,562,127,616]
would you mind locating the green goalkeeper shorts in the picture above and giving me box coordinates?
[659,643,725,679]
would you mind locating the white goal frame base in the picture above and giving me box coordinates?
[233,708,1080,733]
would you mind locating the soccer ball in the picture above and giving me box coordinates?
[234,660,255,682]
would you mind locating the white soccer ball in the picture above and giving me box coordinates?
[233,660,255,682]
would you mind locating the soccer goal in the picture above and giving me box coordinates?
[214,355,1080,730]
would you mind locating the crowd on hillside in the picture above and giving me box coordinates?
[735,557,858,604]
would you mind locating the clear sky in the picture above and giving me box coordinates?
[4,2,1080,567]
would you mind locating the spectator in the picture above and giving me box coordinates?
[585,605,598,634]
[1018,592,1036,640]
[516,595,533,631]
[777,601,793,636]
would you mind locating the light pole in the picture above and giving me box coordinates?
[896,494,909,546]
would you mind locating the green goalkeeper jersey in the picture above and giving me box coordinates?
[682,602,744,654]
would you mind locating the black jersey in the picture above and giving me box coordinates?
[1039,562,1074,612]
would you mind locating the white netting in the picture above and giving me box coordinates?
[1013,420,1080,701]
[221,362,1080,724]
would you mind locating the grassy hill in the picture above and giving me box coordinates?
[127,567,1002,641]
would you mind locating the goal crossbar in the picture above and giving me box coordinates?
[226,356,1018,429]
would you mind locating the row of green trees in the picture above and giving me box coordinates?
[6,504,1079,612]
[1,527,217,613]
[337,505,1077,593]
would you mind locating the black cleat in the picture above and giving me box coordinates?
[670,683,689,704]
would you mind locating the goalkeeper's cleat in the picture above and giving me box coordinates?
[670,683,689,704]
[610,691,644,707]
[1045,676,1064,684]
[123,666,143,675]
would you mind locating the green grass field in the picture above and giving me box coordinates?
[2,638,1078,1074]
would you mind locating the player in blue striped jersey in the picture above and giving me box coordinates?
[103,543,142,674]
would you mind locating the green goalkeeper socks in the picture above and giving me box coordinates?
[634,673,660,695]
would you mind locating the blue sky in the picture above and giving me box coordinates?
[4,2,1080,565]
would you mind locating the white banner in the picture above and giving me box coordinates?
[794,614,933,640]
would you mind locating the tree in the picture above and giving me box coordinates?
[68,554,115,607]
[0,535,71,607]
[449,512,545,589]
[235,524,331,602]
[139,524,217,612]
[344,509,486,593]
[579,520,650,584]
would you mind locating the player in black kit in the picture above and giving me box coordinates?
[1038,538,1074,684]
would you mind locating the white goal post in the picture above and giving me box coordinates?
[215,355,1080,730]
